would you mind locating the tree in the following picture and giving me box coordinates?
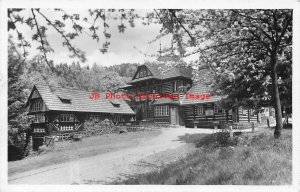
[8,38,35,160]
[9,9,292,138]
[150,9,292,138]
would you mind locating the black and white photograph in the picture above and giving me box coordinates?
[0,0,299,191]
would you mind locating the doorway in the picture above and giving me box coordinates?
[170,106,179,125]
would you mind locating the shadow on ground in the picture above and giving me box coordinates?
[176,131,244,148]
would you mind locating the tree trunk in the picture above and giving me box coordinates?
[270,53,283,138]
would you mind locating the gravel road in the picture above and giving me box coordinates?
[9,127,214,184]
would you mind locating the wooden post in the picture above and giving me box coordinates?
[193,105,196,121]
[214,125,218,131]
[248,109,250,122]
[229,125,233,138]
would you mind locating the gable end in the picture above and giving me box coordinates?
[132,65,153,80]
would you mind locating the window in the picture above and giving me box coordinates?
[172,81,177,92]
[197,106,204,115]
[214,104,226,114]
[138,67,148,78]
[60,114,74,122]
[31,99,43,112]
[157,85,162,94]
[172,80,181,92]
[33,128,45,133]
[114,115,124,122]
[249,109,255,116]
[90,115,101,122]
[34,113,47,123]
[152,86,156,93]
[241,107,248,115]
[59,125,74,131]
[154,106,169,117]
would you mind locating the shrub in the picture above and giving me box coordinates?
[196,132,239,148]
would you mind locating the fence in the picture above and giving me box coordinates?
[48,120,161,143]
[219,122,256,131]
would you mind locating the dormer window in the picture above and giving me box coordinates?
[60,98,71,104]
[112,103,120,107]
[58,96,71,104]
[109,99,120,108]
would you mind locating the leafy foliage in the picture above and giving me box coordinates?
[8,38,35,160]
[150,9,292,138]
[8,9,292,139]
[8,37,135,160]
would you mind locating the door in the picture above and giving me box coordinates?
[170,106,179,125]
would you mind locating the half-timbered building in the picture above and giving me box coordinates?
[122,61,192,125]
[122,60,262,128]
[26,84,135,149]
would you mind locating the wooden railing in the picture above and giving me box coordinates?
[219,122,255,130]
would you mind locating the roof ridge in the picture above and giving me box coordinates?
[32,84,135,114]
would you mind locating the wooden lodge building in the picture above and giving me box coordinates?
[121,55,262,128]
[26,84,135,149]
[26,53,270,149]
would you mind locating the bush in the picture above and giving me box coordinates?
[196,132,239,148]
[8,145,23,161]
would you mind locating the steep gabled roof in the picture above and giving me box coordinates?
[28,84,135,115]
[181,69,224,105]
[129,62,193,84]
[180,83,224,105]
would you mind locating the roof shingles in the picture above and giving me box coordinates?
[180,83,224,105]
[129,62,192,84]
[33,85,135,115]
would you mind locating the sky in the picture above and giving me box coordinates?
[9,9,179,67]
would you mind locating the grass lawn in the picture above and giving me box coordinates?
[8,130,161,176]
[111,128,292,185]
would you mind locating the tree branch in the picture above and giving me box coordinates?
[31,9,53,71]
[60,9,93,38]
[35,9,84,60]
[8,13,28,61]
[247,28,272,54]
[168,9,196,46]
[277,12,292,45]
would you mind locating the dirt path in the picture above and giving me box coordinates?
[9,128,214,184]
